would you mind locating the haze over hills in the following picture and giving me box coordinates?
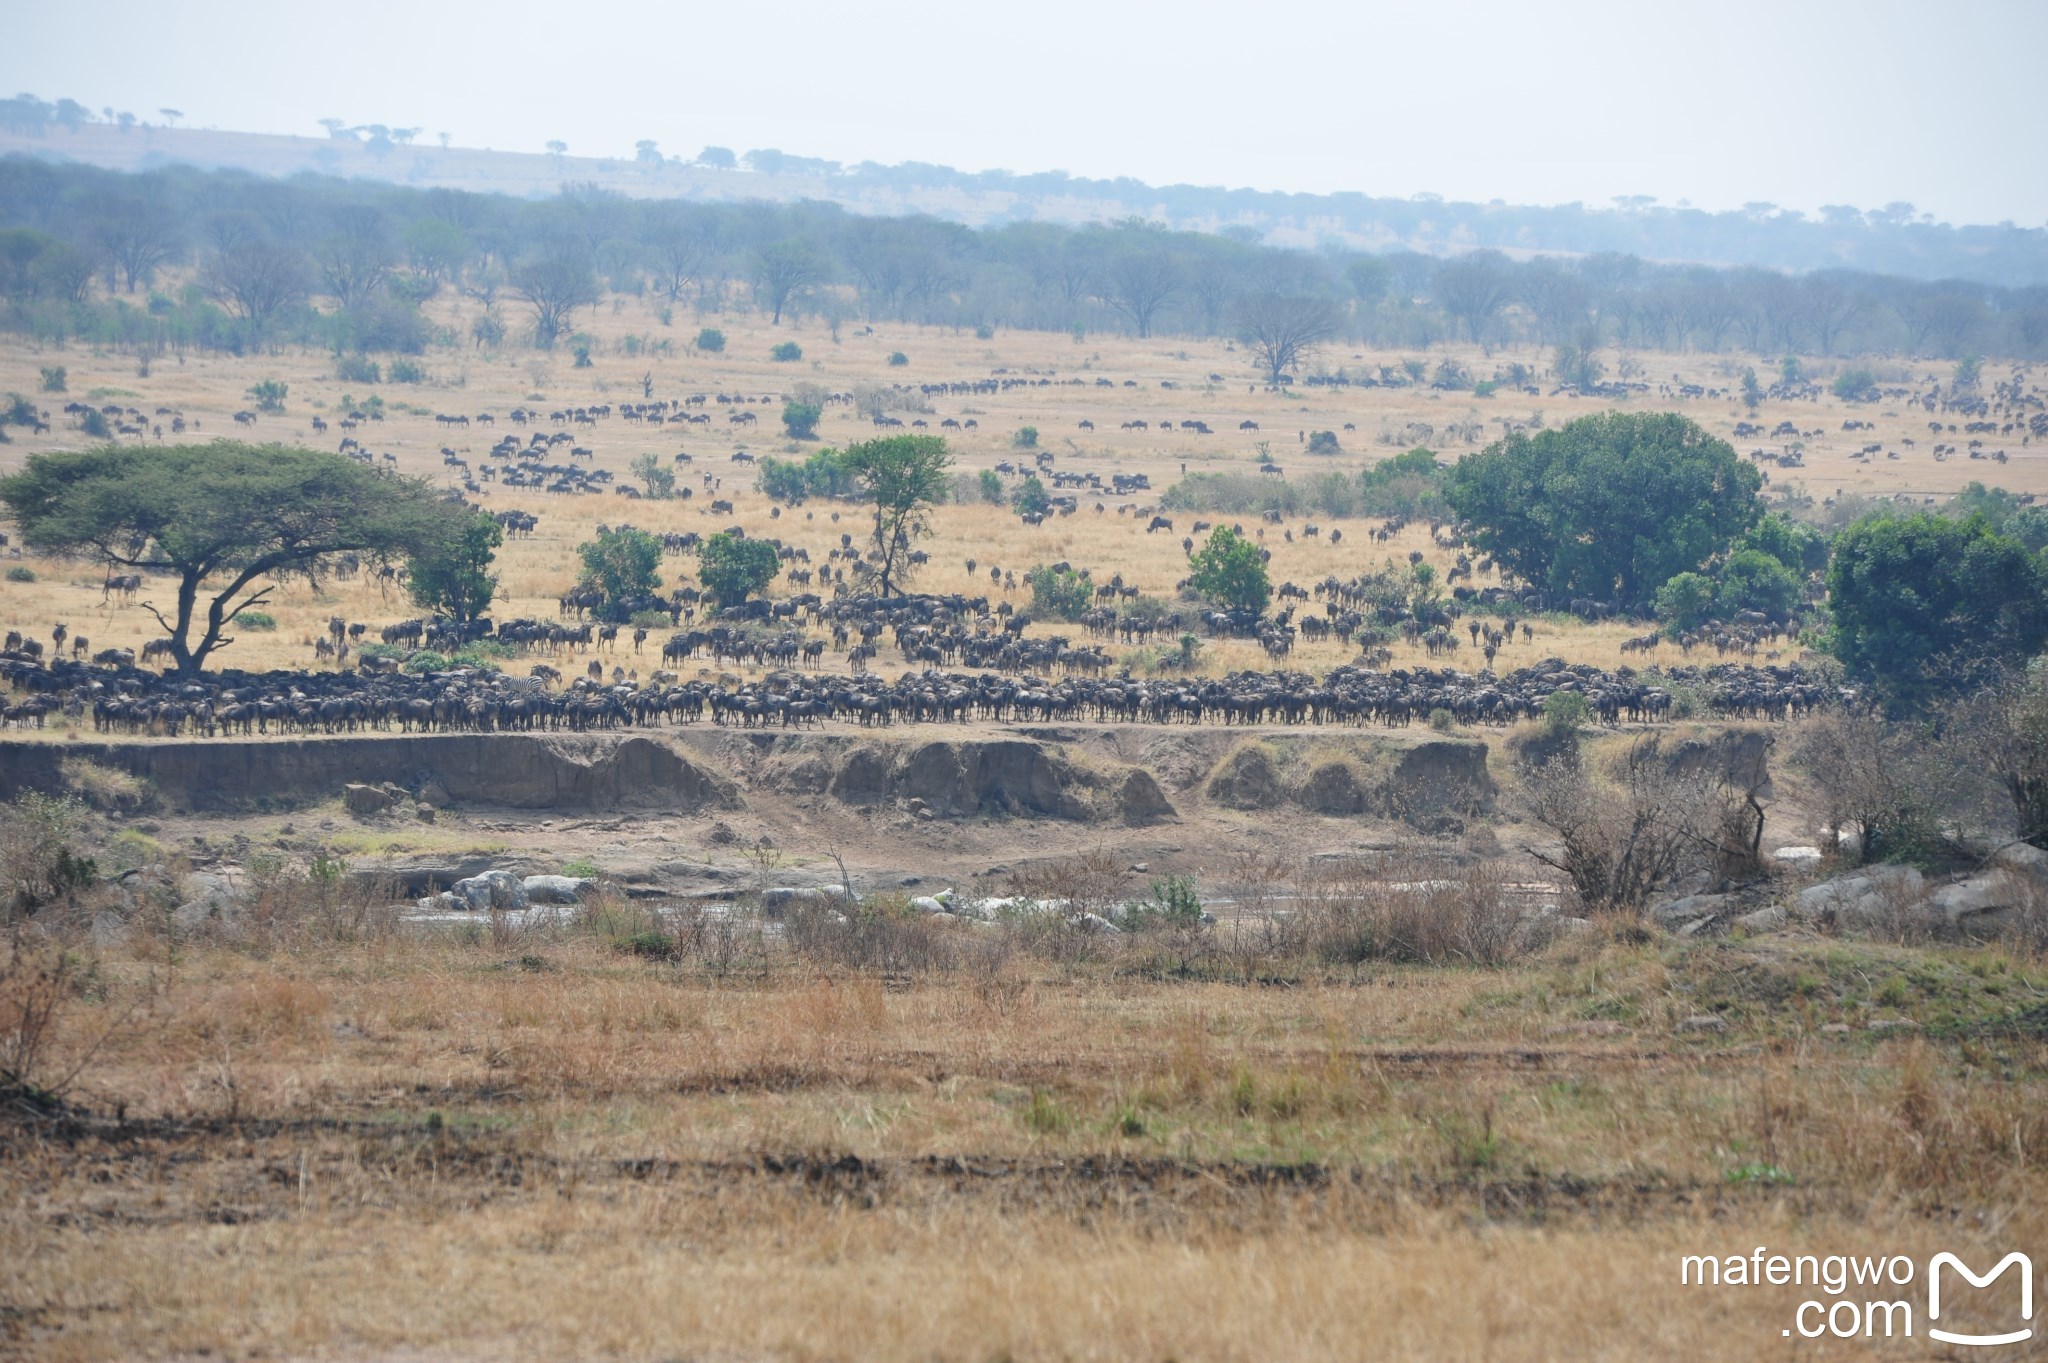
[2,107,2045,288]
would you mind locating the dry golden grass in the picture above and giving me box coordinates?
[5,894,2045,1360]
[4,292,2038,687]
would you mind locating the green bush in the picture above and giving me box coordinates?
[781,400,822,439]
[1307,430,1341,455]
[1012,426,1038,449]
[1025,563,1093,621]
[887,351,908,367]
[695,328,726,353]
[977,468,1004,504]
[79,408,109,438]
[247,379,288,413]
[334,355,381,384]
[770,341,802,362]
[1540,690,1590,739]
[388,359,426,384]
[756,447,859,501]
[561,857,601,878]
[38,366,66,393]
[1012,476,1051,518]
[236,611,278,631]
[3,394,37,426]
[403,650,451,673]
[1428,707,1456,731]
[974,325,994,340]
[5,566,35,583]
[1831,368,1878,402]
[1655,572,1716,630]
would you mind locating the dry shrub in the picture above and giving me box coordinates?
[1291,855,1538,966]
[1520,736,1764,915]
[784,896,961,974]
[0,933,127,1112]
[58,758,153,815]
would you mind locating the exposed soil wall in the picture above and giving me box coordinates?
[0,725,1587,828]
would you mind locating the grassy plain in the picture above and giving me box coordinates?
[5,302,2048,1361]
[2,292,2040,688]
[5,893,2047,1361]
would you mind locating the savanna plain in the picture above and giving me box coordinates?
[3,295,2048,1362]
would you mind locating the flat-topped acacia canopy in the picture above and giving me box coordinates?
[0,440,466,675]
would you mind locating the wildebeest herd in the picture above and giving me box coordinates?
[0,629,1840,736]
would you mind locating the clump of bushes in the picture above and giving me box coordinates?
[770,341,802,362]
[695,328,726,353]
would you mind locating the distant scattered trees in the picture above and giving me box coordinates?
[2,158,2047,363]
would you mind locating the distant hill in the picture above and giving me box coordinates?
[1,117,2045,286]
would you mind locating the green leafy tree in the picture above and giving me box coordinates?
[407,511,502,622]
[1734,510,1830,575]
[1831,368,1878,402]
[1443,411,1764,609]
[1826,512,2048,707]
[842,434,952,597]
[1012,475,1051,518]
[1740,366,1763,413]
[1187,526,1271,614]
[1948,482,2048,554]
[0,441,459,675]
[629,451,675,499]
[1357,446,1449,518]
[1713,548,1802,619]
[1655,571,1716,631]
[782,400,822,439]
[756,447,857,502]
[977,468,1004,504]
[697,531,781,606]
[576,526,663,616]
[1025,563,1092,621]
[246,379,287,413]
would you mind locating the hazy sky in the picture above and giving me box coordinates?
[10,0,2046,226]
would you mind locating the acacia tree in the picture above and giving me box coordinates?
[1432,251,1515,344]
[842,434,951,597]
[1094,234,1182,338]
[199,237,307,342]
[751,240,825,325]
[0,442,461,675]
[643,208,708,304]
[512,253,599,347]
[1233,291,1342,384]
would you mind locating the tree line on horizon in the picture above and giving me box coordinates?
[4,90,2045,288]
[0,158,2045,367]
